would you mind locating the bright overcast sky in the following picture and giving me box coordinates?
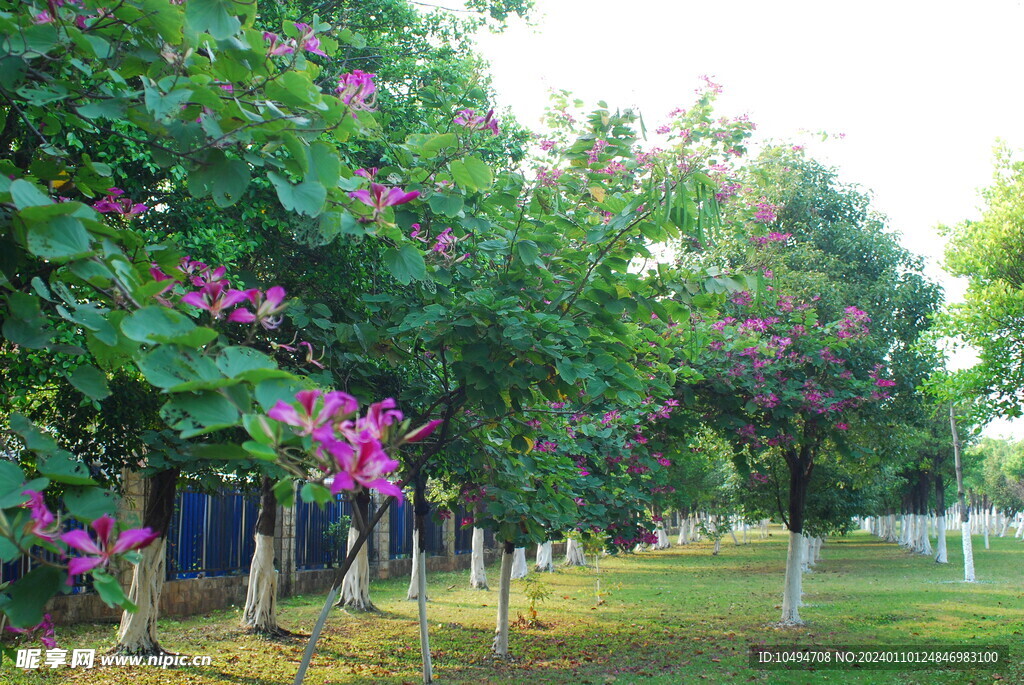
[457,0,1024,438]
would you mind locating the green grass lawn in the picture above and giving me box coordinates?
[4,528,1022,684]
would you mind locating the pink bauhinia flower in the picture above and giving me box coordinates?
[92,188,147,218]
[227,286,288,329]
[180,280,249,319]
[454,108,500,136]
[268,389,358,436]
[22,490,58,542]
[5,613,57,648]
[335,70,377,113]
[263,31,296,56]
[293,22,327,56]
[60,515,159,584]
[316,428,402,498]
[348,182,419,221]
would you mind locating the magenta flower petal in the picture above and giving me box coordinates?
[91,515,116,546]
[364,478,403,500]
[60,530,102,556]
[268,400,303,427]
[348,189,373,205]
[180,291,207,309]
[265,286,287,308]
[67,556,104,578]
[110,527,160,555]
[228,308,257,323]
[329,472,356,495]
[385,188,419,206]
[402,419,442,444]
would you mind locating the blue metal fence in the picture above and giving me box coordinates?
[295,495,348,569]
[389,497,414,560]
[166,489,258,579]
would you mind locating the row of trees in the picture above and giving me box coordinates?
[3,0,1023,681]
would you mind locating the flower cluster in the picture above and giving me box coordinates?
[752,200,779,224]
[454,108,500,136]
[268,390,440,498]
[175,257,288,329]
[21,494,160,590]
[335,70,377,113]
[750,231,791,245]
[264,23,326,57]
[93,188,147,218]
[5,613,57,648]
[837,306,871,339]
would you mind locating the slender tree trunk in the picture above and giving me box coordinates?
[511,547,528,579]
[677,514,689,545]
[564,537,586,566]
[470,527,488,589]
[534,541,553,572]
[243,476,280,633]
[950,405,975,582]
[780,445,812,626]
[407,519,424,600]
[412,477,432,683]
[934,475,948,563]
[116,468,179,655]
[492,541,515,658]
[338,491,375,610]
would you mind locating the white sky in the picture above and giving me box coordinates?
[458,0,1024,439]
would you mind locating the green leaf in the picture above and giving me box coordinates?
[184,0,241,39]
[383,245,427,285]
[428,193,464,218]
[0,461,29,509]
[3,567,63,628]
[188,153,250,208]
[25,216,92,261]
[9,413,58,453]
[243,413,280,445]
[68,365,111,401]
[309,142,340,188]
[450,156,492,192]
[38,451,97,485]
[137,346,222,389]
[160,392,241,438]
[242,441,277,461]
[63,487,117,521]
[268,172,326,217]
[300,482,333,505]
[515,240,543,268]
[216,346,276,378]
[121,306,197,344]
[10,180,53,209]
[92,570,134,611]
[273,479,295,508]
[422,133,458,156]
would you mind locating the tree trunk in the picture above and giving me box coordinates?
[564,537,586,566]
[934,474,947,563]
[511,547,528,579]
[950,405,975,582]
[243,476,279,633]
[676,516,688,545]
[492,541,515,658]
[412,476,432,683]
[407,519,424,600]
[338,491,375,610]
[534,541,553,572]
[780,445,812,626]
[470,527,488,589]
[116,468,179,655]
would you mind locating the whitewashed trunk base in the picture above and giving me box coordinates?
[242,534,279,632]
[780,531,804,626]
[117,539,168,655]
